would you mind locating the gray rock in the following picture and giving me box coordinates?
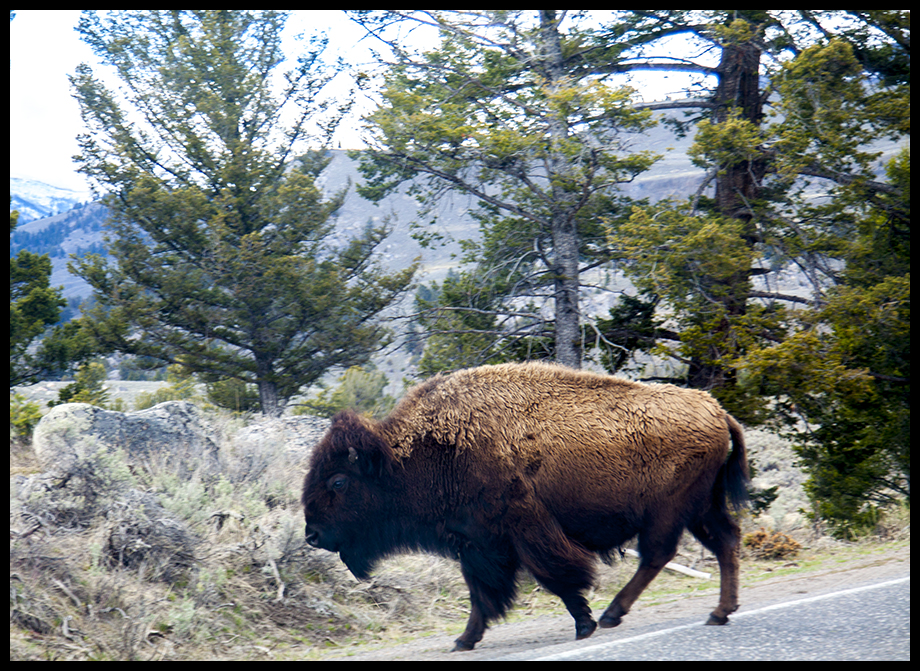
[232,414,331,457]
[32,401,219,479]
[222,414,330,486]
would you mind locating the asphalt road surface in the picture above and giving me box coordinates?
[316,546,909,661]
[502,575,910,661]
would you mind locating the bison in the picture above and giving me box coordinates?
[302,362,749,651]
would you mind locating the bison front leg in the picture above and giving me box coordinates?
[553,589,597,641]
[453,547,520,651]
[453,602,486,652]
[513,517,597,642]
[598,561,666,628]
[527,562,596,641]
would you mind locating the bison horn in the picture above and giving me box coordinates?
[348,446,359,464]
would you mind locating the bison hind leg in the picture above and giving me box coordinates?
[688,503,742,625]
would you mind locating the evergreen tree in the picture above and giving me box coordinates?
[352,10,658,370]
[599,11,909,530]
[595,12,908,403]
[352,10,909,529]
[70,11,416,416]
[48,359,111,408]
[298,364,396,419]
[10,205,66,386]
[740,144,909,535]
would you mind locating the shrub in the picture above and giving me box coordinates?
[743,527,802,560]
[297,365,396,419]
[48,360,111,408]
[134,364,198,410]
[10,392,43,439]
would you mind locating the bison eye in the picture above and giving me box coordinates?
[328,474,348,493]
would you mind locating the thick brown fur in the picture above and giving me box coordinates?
[302,362,749,651]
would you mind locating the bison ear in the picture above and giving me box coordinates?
[352,439,394,480]
[331,411,395,480]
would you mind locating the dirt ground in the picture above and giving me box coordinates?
[309,541,910,661]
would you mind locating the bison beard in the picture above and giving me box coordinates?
[302,362,749,651]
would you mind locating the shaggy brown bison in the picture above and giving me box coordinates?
[302,362,749,651]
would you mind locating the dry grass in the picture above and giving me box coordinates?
[9,409,474,660]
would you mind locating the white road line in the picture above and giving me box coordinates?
[534,575,910,661]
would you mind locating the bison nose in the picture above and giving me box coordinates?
[304,524,320,548]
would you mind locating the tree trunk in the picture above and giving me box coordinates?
[552,216,583,369]
[257,379,282,418]
[688,30,765,391]
[255,353,284,417]
[712,37,765,238]
[540,10,583,369]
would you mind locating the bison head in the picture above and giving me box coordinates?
[302,411,397,579]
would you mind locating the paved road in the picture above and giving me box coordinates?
[496,575,910,661]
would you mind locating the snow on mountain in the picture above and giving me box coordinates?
[10,177,93,224]
[10,200,110,300]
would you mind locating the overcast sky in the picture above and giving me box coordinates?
[9,10,689,193]
[9,10,389,192]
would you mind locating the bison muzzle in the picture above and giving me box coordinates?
[302,362,749,651]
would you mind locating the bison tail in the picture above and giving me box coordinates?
[722,414,750,512]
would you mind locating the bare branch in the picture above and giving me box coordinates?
[747,290,814,305]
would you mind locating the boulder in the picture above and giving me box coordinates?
[32,401,219,479]
[220,414,330,489]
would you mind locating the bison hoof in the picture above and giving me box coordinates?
[452,639,476,652]
[705,613,729,626]
[575,618,597,640]
[598,613,622,629]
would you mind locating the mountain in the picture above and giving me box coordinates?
[10,177,93,224]
[8,155,483,301]
[9,201,110,299]
[6,107,709,305]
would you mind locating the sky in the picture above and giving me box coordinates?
[10,10,93,191]
[9,10,692,194]
[9,10,388,192]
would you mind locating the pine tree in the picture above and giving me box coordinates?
[596,12,908,406]
[351,10,909,529]
[70,11,416,416]
[352,10,658,369]
[600,11,909,530]
[10,205,66,386]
